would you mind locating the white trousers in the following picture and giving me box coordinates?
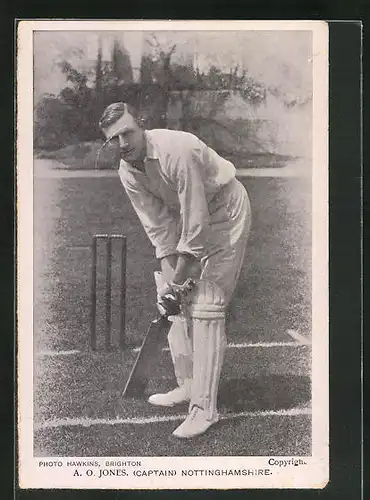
[201,178,251,304]
[167,180,251,416]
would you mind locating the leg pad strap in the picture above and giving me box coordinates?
[189,280,226,319]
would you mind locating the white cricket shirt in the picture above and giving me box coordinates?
[118,129,236,260]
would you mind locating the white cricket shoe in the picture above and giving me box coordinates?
[148,385,190,407]
[172,407,219,439]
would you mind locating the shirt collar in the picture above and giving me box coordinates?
[144,130,159,161]
[120,131,159,173]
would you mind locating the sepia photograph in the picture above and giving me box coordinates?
[17,20,328,489]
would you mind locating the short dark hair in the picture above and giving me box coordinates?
[99,102,139,129]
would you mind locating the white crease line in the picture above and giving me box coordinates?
[35,407,311,430]
[35,169,302,180]
[286,330,311,346]
[236,168,300,178]
[38,341,307,357]
[133,341,304,353]
[228,341,303,348]
[38,350,81,357]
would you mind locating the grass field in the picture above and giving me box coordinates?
[33,165,312,457]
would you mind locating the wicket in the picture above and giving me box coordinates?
[91,234,127,350]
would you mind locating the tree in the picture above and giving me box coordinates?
[56,60,101,141]
[169,63,198,90]
[146,34,177,126]
[112,38,133,85]
[58,60,88,89]
[34,94,74,149]
[95,36,103,95]
[140,54,156,84]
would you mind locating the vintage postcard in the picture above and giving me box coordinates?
[17,20,328,489]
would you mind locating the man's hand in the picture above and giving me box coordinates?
[157,278,195,317]
[160,253,197,284]
[157,253,197,317]
[172,254,197,284]
[157,291,181,317]
[160,255,178,282]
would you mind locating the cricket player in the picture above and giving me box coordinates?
[99,102,252,438]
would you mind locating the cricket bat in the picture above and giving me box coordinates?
[121,315,172,398]
[122,272,195,399]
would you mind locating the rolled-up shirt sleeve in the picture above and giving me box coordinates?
[173,147,210,259]
[123,180,179,259]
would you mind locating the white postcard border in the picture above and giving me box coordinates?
[17,19,329,489]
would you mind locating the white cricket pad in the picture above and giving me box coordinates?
[155,271,193,387]
[168,317,193,387]
[188,280,226,420]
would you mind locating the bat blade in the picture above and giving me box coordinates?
[121,316,171,398]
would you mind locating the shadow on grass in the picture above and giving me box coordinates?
[117,374,311,415]
[218,374,311,413]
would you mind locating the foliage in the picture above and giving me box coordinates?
[34,94,74,150]
[112,39,133,84]
[34,39,267,151]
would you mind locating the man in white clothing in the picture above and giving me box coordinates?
[99,102,252,438]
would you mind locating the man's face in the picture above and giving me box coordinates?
[102,112,146,163]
